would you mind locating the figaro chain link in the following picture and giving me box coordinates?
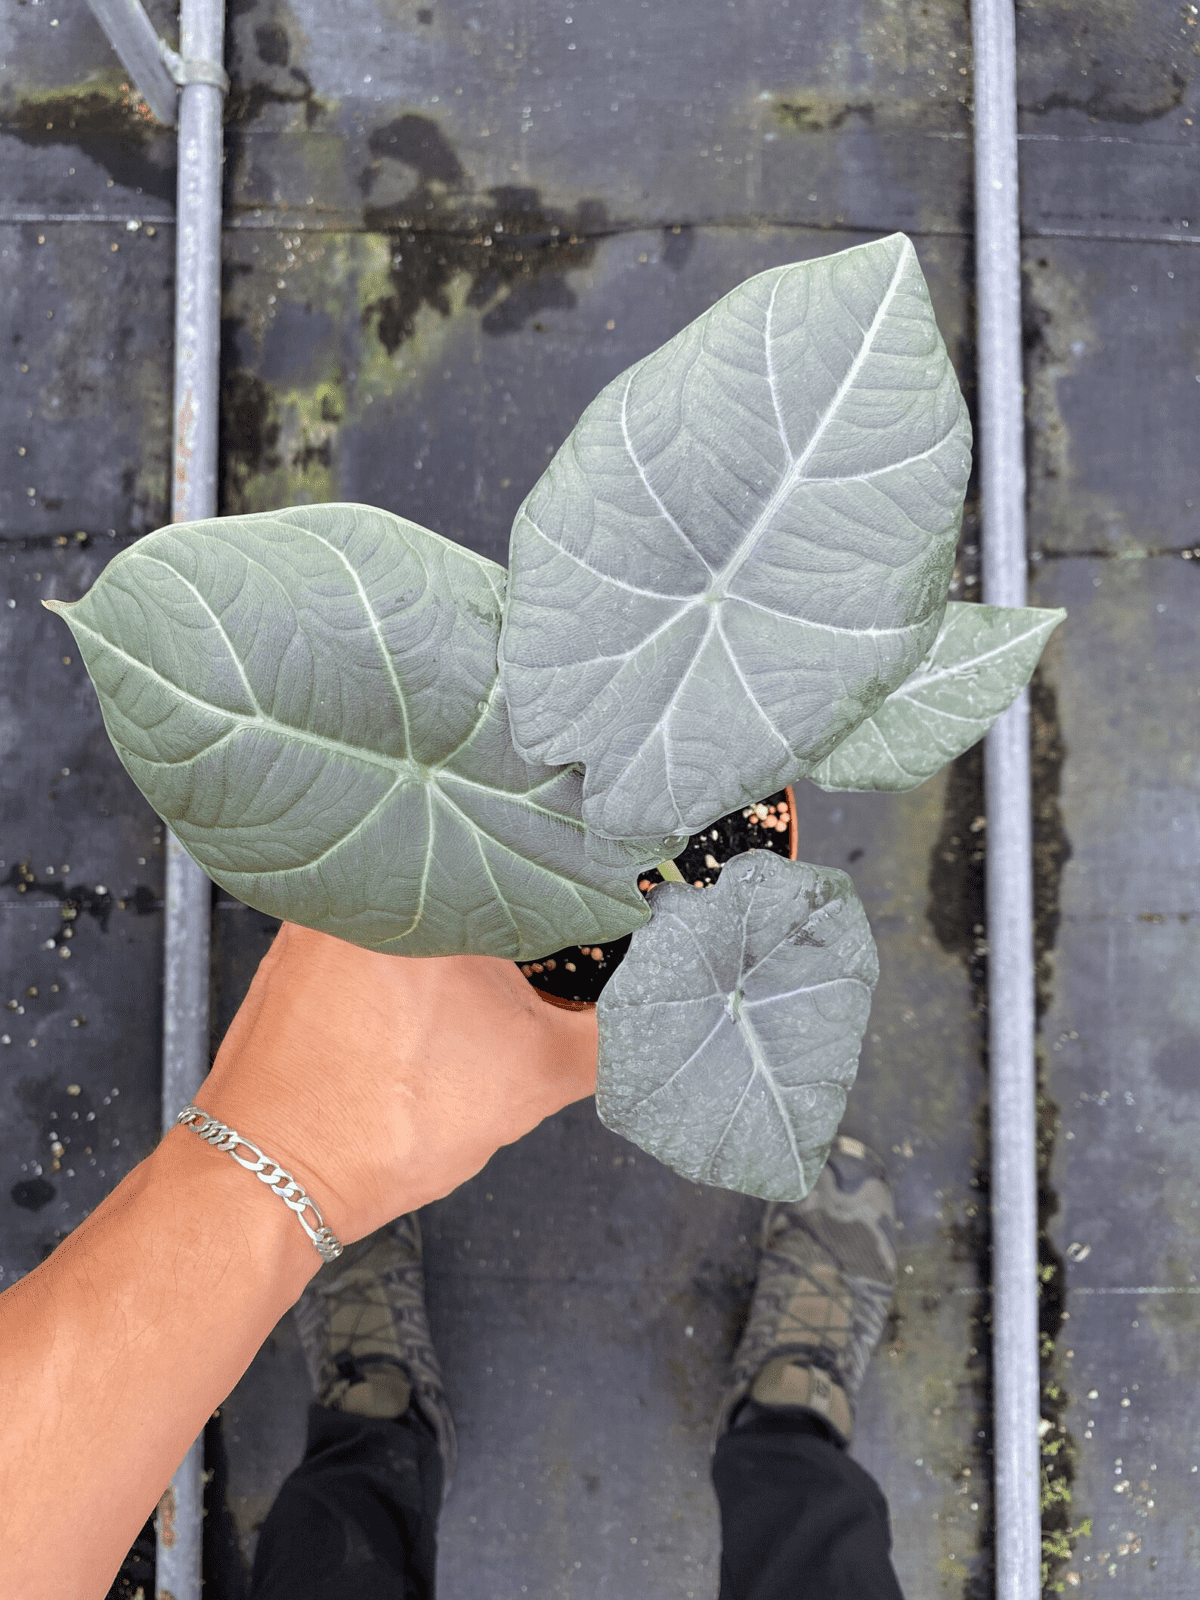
[176,1104,343,1263]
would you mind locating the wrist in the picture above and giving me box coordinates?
[0,1118,327,1597]
[153,1123,325,1297]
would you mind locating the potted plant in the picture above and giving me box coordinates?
[48,233,1063,1202]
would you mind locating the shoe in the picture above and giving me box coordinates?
[292,1213,457,1497]
[714,1134,898,1450]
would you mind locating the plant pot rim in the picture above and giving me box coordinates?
[532,784,800,1013]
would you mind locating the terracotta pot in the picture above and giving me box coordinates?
[528,784,800,1013]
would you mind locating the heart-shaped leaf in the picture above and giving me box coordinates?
[596,851,879,1201]
[47,504,657,958]
[809,601,1066,792]
[499,232,971,844]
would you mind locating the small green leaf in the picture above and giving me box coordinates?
[47,504,654,958]
[500,233,971,843]
[808,601,1066,792]
[596,851,879,1200]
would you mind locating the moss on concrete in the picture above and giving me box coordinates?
[1,76,175,203]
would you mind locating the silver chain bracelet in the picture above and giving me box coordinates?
[175,1104,343,1263]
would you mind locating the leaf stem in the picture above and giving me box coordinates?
[657,858,685,883]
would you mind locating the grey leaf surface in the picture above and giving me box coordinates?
[499,232,971,844]
[596,851,879,1201]
[584,824,689,870]
[808,601,1066,792]
[47,504,655,959]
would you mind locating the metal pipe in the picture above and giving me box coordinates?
[84,0,179,125]
[170,1,227,528]
[155,2,227,1597]
[971,3,1042,1596]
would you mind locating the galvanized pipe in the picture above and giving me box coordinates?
[84,0,180,125]
[971,2,1042,1596]
[155,2,227,1597]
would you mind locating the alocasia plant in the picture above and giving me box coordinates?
[47,233,1063,1202]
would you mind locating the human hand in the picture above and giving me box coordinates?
[193,924,598,1245]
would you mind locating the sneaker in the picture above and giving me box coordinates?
[714,1134,898,1450]
[292,1213,457,1497]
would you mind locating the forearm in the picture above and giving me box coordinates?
[0,1125,324,1600]
[0,929,597,1600]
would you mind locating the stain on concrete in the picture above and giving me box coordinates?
[1027,668,1085,1597]
[254,21,291,67]
[1031,670,1072,1022]
[366,113,466,191]
[10,1175,55,1211]
[766,0,973,143]
[926,744,988,993]
[926,664,1081,1594]
[226,63,323,129]
[1017,0,1194,123]
[217,113,611,513]
[364,179,606,353]
[5,861,129,933]
[767,86,967,138]
[218,230,361,514]
[1,83,175,202]
[219,326,281,514]
[661,223,695,272]
[1023,254,1121,554]
[225,0,325,129]
[775,98,876,132]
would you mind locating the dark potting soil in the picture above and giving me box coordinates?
[517,788,796,1007]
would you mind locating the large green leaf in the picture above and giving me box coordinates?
[809,601,1066,792]
[596,851,878,1201]
[499,233,971,844]
[47,504,658,959]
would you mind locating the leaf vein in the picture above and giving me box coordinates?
[297,517,417,757]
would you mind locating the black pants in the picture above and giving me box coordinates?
[249,1402,904,1600]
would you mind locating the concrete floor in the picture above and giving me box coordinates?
[1,1,1197,1595]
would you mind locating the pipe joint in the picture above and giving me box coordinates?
[162,41,230,95]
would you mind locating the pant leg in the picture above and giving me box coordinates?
[712,1409,905,1600]
[249,1401,443,1600]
